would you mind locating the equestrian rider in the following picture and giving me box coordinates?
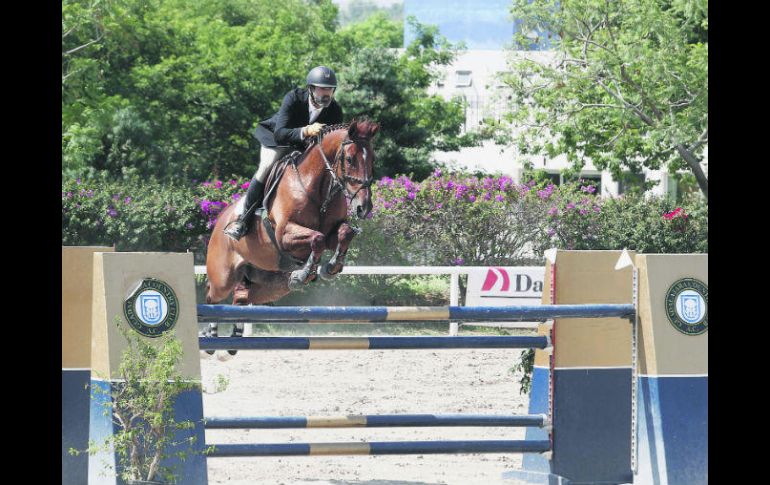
[224,66,344,240]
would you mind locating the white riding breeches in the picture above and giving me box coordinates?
[256,145,293,183]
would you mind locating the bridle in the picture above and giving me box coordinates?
[316,136,374,214]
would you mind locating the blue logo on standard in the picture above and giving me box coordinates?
[134,290,168,326]
[124,278,178,337]
[140,294,162,324]
[676,290,705,324]
[665,279,707,336]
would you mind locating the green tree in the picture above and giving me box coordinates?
[62,0,342,182]
[337,10,403,50]
[337,18,479,179]
[61,1,478,183]
[503,0,708,198]
[337,0,404,27]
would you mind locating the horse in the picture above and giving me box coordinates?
[205,118,379,305]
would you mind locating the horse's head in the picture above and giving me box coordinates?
[334,118,379,219]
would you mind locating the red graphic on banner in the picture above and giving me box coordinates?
[481,268,510,292]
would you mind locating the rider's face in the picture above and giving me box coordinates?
[311,86,335,107]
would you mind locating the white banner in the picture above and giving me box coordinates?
[465,267,545,306]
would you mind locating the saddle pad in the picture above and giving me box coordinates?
[263,150,303,212]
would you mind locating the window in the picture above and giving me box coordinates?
[455,70,472,87]
[618,172,646,195]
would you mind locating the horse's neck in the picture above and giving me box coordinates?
[301,134,344,202]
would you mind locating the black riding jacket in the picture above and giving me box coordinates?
[253,88,344,148]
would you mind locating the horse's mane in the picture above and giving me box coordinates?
[311,117,378,146]
[295,117,376,164]
[314,123,351,144]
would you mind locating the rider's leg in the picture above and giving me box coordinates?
[224,145,290,241]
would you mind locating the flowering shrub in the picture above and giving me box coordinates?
[346,171,707,266]
[62,179,212,253]
[63,172,707,261]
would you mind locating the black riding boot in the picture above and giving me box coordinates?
[224,179,265,241]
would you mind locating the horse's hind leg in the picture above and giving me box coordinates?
[206,263,244,304]
[241,267,292,304]
[320,222,359,280]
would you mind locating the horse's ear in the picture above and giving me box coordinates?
[348,120,359,138]
[369,123,380,137]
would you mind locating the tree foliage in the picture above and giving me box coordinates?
[503,0,708,198]
[336,0,404,27]
[62,0,477,182]
[338,19,476,179]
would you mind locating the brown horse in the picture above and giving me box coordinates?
[205,118,379,305]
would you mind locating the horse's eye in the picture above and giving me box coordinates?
[347,156,355,165]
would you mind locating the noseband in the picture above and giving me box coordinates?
[317,137,373,214]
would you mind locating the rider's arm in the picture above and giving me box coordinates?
[273,90,304,146]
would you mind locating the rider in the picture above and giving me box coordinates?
[224,65,344,240]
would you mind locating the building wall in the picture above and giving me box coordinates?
[404,2,702,199]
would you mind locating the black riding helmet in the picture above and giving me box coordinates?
[306,66,337,88]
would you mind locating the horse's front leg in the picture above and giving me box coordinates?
[320,222,360,281]
[281,222,326,290]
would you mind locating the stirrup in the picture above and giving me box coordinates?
[223,220,247,241]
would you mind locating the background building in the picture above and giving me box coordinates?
[403,0,686,199]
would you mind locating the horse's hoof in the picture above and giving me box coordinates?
[215,350,234,362]
[289,267,316,289]
[288,271,305,290]
[319,263,339,281]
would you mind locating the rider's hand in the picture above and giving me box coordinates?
[303,123,325,137]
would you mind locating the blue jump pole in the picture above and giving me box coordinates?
[204,414,548,429]
[197,304,635,322]
[198,335,550,351]
[207,440,552,457]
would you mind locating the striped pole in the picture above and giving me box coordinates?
[197,304,635,322]
[207,440,552,457]
[204,414,548,429]
[198,335,550,351]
